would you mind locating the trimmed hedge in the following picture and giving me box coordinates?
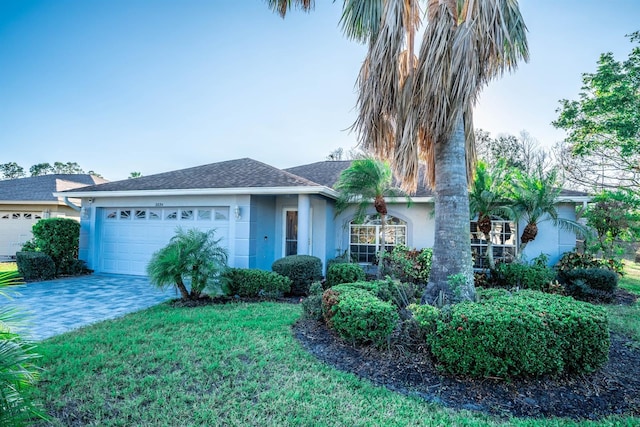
[491,262,556,291]
[223,268,291,297]
[331,279,419,309]
[325,263,365,289]
[429,290,610,377]
[16,251,56,281]
[324,287,398,346]
[272,255,322,296]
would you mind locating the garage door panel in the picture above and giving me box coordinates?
[99,207,230,276]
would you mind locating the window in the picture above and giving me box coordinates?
[24,213,32,219]
[12,213,21,219]
[106,210,117,219]
[119,210,131,220]
[165,210,178,220]
[135,210,146,220]
[214,207,229,221]
[349,215,407,264]
[470,218,517,269]
[198,209,212,221]
[181,209,194,220]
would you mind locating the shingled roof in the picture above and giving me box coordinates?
[0,174,108,202]
[286,160,436,197]
[63,158,322,193]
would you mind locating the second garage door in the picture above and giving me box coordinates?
[99,207,230,275]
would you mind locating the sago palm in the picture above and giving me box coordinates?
[469,161,514,270]
[147,228,228,300]
[0,271,44,426]
[268,0,529,303]
[510,168,587,257]
[334,158,410,269]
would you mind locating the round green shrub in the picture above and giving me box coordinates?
[325,263,366,289]
[331,279,418,309]
[561,268,619,292]
[223,268,291,297]
[330,288,399,346]
[272,255,322,296]
[429,290,609,377]
[29,218,80,275]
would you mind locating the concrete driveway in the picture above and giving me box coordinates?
[0,275,178,340]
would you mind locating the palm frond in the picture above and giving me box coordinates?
[266,0,314,18]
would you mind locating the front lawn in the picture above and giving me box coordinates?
[31,300,639,426]
[606,260,640,344]
[0,262,17,272]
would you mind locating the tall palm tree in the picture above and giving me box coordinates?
[268,0,529,303]
[510,168,587,258]
[334,158,410,271]
[469,161,513,270]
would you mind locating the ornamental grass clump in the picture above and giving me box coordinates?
[427,290,609,378]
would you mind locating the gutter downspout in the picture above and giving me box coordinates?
[63,196,82,212]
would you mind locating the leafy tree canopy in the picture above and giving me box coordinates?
[0,162,26,179]
[553,31,640,191]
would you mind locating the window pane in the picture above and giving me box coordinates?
[135,210,146,220]
[470,219,517,269]
[165,211,178,220]
[149,210,161,220]
[198,209,212,221]
[119,210,131,219]
[106,210,117,219]
[214,207,229,221]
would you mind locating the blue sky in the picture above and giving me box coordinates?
[0,1,638,181]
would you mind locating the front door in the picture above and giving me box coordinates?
[283,209,312,256]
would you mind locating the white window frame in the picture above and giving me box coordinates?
[349,215,407,264]
[470,218,517,269]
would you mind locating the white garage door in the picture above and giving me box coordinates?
[99,207,230,275]
[0,212,43,257]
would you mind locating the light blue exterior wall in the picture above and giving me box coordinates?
[520,202,578,266]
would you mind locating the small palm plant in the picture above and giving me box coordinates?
[0,271,44,426]
[147,228,228,300]
[510,168,588,257]
[469,161,513,270]
[334,158,411,275]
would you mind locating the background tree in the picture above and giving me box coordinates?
[0,162,26,179]
[269,0,529,304]
[475,129,552,175]
[334,158,410,273]
[553,31,640,192]
[147,228,228,300]
[584,190,640,260]
[52,162,84,174]
[128,172,143,179]
[468,161,513,270]
[29,163,54,176]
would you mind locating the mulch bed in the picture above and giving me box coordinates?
[293,290,640,420]
[170,291,640,420]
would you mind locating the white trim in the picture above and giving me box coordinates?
[54,186,338,199]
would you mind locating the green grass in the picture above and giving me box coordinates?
[0,262,17,272]
[30,301,639,426]
[606,260,640,344]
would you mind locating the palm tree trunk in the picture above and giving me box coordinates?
[422,115,476,304]
[484,232,495,270]
[377,214,387,279]
[175,276,190,300]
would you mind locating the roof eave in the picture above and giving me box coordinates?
[54,186,339,199]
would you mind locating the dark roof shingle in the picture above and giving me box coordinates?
[0,174,107,201]
[64,158,321,193]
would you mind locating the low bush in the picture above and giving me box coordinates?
[223,268,291,297]
[272,255,322,296]
[16,251,55,281]
[331,279,420,309]
[382,245,432,284]
[301,282,324,320]
[408,303,440,333]
[326,252,352,271]
[491,262,556,291]
[325,263,365,289]
[560,268,619,302]
[329,288,399,346]
[556,250,624,275]
[429,290,610,377]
